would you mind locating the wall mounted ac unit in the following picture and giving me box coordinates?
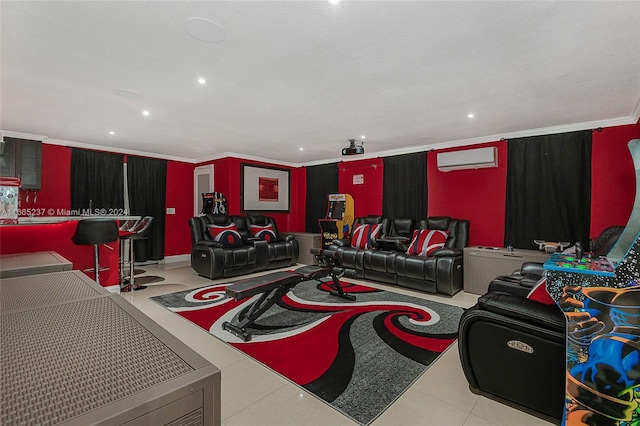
[436,146,498,171]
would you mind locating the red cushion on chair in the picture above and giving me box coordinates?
[350,223,382,249]
[208,224,243,247]
[526,276,556,305]
[406,229,448,256]
[249,224,278,242]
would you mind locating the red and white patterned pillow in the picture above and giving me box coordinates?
[406,229,448,256]
[208,223,243,248]
[526,275,555,305]
[249,224,278,243]
[350,223,382,249]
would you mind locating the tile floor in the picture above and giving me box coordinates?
[121,262,556,426]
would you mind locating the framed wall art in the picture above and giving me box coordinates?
[241,163,290,212]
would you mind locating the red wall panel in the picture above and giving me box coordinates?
[428,141,508,247]
[590,124,639,237]
[165,161,195,256]
[337,158,384,218]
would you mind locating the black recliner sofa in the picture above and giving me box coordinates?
[329,215,469,296]
[189,214,299,280]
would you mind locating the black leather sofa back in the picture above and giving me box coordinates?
[419,216,469,250]
[353,215,392,237]
[188,214,298,279]
[592,225,624,257]
[390,217,416,238]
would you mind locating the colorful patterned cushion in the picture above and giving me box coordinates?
[526,275,555,305]
[406,229,448,256]
[350,223,382,249]
[207,223,243,248]
[249,224,278,243]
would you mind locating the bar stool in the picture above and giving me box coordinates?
[120,216,154,292]
[118,219,138,286]
[72,218,119,285]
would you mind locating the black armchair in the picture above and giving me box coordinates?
[458,287,566,421]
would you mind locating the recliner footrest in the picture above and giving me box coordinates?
[225,271,303,300]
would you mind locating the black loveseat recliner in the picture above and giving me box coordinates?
[329,215,469,296]
[189,214,299,280]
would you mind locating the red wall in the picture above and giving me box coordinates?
[199,157,306,232]
[337,158,384,218]
[428,141,508,247]
[590,123,639,237]
[165,161,195,256]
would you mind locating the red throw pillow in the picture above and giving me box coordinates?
[526,276,556,305]
[249,224,278,243]
[350,223,382,249]
[406,229,448,256]
[208,224,243,248]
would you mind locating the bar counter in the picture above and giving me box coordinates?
[0,216,140,287]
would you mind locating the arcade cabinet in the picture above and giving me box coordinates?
[201,192,227,215]
[545,139,640,426]
[319,194,354,249]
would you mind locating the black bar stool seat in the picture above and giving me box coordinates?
[72,218,119,286]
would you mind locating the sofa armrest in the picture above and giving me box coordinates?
[331,238,352,248]
[432,247,462,257]
[478,292,565,333]
[520,262,545,276]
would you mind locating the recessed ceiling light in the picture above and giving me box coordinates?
[109,131,115,135]
[327,0,342,5]
[142,110,150,117]
[360,135,365,140]
[467,113,475,118]
[198,77,207,85]
[299,147,304,151]
[184,18,226,43]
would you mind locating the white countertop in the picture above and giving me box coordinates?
[15,215,141,224]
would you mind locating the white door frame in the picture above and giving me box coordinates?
[194,164,214,216]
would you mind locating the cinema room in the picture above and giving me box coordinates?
[1,1,639,426]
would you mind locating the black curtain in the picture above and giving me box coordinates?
[70,148,124,212]
[305,163,338,233]
[127,156,167,261]
[504,130,592,250]
[382,152,427,219]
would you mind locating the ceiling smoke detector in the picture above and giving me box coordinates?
[342,139,364,156]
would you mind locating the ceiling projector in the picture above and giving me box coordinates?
[342,139,364,156]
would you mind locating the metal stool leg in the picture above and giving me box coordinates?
[93,244,101,286]
[129,239,135,288]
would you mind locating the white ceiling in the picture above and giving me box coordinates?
[1,1,639,166]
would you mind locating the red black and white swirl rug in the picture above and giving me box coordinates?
[150,278,463,425]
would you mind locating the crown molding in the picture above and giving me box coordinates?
[0,130,48,141]
[631,97,640,124]
[194,151,301,168]
[42,138,197,163]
